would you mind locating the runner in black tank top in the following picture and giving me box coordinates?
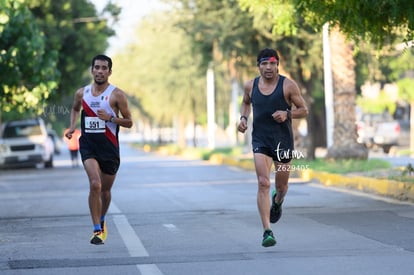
[251,75,293,163]
[237,48,308,248]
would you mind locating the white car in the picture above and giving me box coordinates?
[356,112,400,154]
[0,118,54,168]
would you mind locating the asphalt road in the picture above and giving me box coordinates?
[1,144,414,275]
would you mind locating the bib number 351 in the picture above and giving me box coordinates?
[85,117,105,133]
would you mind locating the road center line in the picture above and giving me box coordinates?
[111,204,164,275]
[137,264,165,275]
[112,214,149,257]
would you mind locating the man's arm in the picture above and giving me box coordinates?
[66,88,83,139]
[113,89,133,128]
[97,88,133,128]
[237,80,253,133]
[286,79,308,119]
[272,79,308,123]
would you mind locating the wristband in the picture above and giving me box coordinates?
[240,115,248,121]
[110,116,115,123]
[286,109,291,121]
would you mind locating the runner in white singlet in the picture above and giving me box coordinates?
[66,54,133,245]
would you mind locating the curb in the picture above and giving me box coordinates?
[300,170,414,202]
[214,154,414,202]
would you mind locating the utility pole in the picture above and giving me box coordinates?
[323,23,334,148]
[207,63,215,149]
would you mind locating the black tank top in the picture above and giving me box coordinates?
[251,75,293,152]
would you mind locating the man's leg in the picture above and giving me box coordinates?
[98,172,116,241]
[100,173,116,217]
[275,162,290,203]
[254,153,277,247]
[253,153,273,230]
[83,159,103,228]
[269,161,291,224]
[273,161,291,204]
[83,158,104,244]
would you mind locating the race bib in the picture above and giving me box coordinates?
[84,116,106,133]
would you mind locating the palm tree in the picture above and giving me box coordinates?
[326,27,368,159]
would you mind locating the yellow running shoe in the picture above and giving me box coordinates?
[90,231,104,245]
[101,221,107,241]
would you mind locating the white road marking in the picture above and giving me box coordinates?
[113,214,149,257]
[163,223,178,232]
[111,203,164,275]
[137,264,164,275]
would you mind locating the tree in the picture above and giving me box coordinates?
[0,0,119,128]
[170,0,295,148]
[0,0,59,122]
[27,0,120,109]
[111,11,206,146]
[239,0,414,159]
[326,27,367,159]
[116,0,276,147]
[295,0,414,44]
[166,0,328,155]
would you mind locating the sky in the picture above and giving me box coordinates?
[89,0,164,54]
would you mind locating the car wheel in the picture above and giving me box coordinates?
[382,145,392,154]
[44,155,54,168]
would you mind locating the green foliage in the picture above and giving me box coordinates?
[0,0,118,127]
[170,0,325,127]
[238,0,414,92]
[356,92,397,114]
[199,146,244,160]
[111,11,206,126]
[170,0,250,129]
[402,163,414,176]
[0,0,59,114]
[354,41,414,106]
[386,47,414,82]
[238,0,298,37]
[28,0,117,102]
[293,157,391,174]
[172,0,272,73]
[293,0,414,45]
[397,77,414,102]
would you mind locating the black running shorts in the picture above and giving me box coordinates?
[253,146,292,163]
[80,147,120,175]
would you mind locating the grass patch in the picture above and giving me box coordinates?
[199,146,244,160]
[292,158,391,174]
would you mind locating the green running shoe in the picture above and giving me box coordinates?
[262,229,276,247]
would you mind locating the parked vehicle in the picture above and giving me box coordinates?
[47,129,63,155]
[356,112,400,154]
[0,118,54,168]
